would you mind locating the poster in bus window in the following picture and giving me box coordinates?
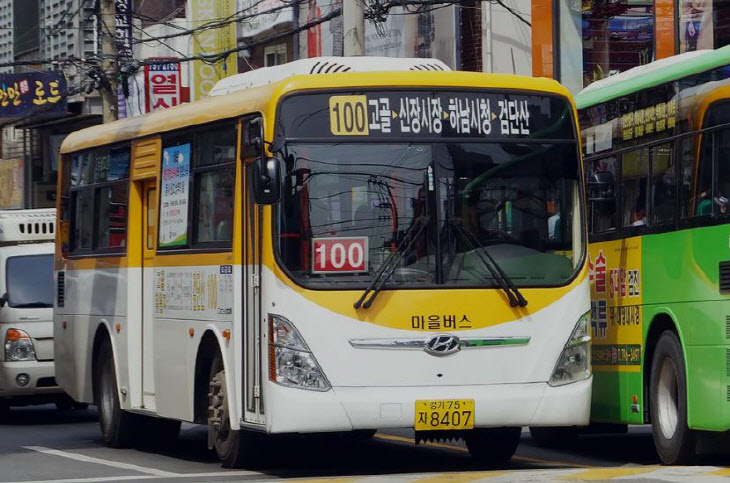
[159,144,191,247]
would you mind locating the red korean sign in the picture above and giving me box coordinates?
[312,237,369,273]
[144,58,182,113]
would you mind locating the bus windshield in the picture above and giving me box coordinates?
[6,254,53,308]
[277,141,583,289]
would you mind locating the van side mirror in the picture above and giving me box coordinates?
[0,293,7,308]
[252,157,281,205]
[587,171,615,202]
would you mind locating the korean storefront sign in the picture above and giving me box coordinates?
[159,144,191,248]
[145,59,182,112]
[0,72,66,117]
[187,0,238,100]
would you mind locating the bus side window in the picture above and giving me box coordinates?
[621,148,649,228]
[714,128,730,216]
[587,157,617,234]
[679,134,708,219]
[650,143,675,226]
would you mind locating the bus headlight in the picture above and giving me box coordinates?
[268,314,330,391]
[5,328,36,362]
[549,312,591,387]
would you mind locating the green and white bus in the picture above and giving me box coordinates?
[573,45,730,464]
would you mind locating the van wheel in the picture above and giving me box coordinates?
[650,331,695,464]
[529,427,579,447]
[464,427,521,464]
[208,352,261,468]
[95,338,139,448]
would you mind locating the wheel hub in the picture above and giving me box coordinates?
[657,357,679,440]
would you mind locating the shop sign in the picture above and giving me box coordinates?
[239,0,294,38]
[144,59,182,112]
[187,0,238,100]
[115,0,133,60]
[0,72,66,117]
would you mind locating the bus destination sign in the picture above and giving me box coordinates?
[279,91,574,141]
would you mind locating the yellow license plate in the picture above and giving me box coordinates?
[415,399,475,431]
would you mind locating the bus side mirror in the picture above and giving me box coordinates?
[242,117,263,159]
[253,157,281,205]
[587,171,615,202]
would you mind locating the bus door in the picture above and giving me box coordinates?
[242,118,265,425]
[141,180,157,410]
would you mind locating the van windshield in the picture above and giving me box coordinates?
[6,254,53,308]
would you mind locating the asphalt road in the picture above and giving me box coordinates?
[2,405,730,482]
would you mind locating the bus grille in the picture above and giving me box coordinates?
[726,316,730,340]
[719,262,730,293]
[727,348,730,377]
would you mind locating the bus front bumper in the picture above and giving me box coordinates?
[0,360,63,399]
[264,377,592,433]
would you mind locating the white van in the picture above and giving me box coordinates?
[0,209,74,416]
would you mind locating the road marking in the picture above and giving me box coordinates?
[412,471,505,481]
[373,433,593,469]
[560,466,659,480]
[22,446,179,476]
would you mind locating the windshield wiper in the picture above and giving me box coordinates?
[353,215,429,310]
[449,219,528,308]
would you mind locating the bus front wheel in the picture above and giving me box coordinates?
[95,338,140,447]
[650,331,695,464]
[464,427,521,464]
[208,352,261,468]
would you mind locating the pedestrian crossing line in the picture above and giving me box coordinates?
[373,434,593,469]
[707,467,730,476]
[559,466,660,480]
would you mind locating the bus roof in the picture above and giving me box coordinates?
[575,45,730,109]
[60,70,571,154]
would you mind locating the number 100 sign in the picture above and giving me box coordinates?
[312,237,369,273]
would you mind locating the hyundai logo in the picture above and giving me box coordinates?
[424,334,460,356]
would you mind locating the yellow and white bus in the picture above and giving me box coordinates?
[54,57,591,467]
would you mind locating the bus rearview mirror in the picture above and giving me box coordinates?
[253,157,281,205]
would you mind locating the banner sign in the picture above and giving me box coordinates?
[280,91,575,140]
[159,144,191,248]
[0,72,67,117]
[144,59,182,112]
[239,0,294,38]
[188,0,238,100]
[115,0,133,60]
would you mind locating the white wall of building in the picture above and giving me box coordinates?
[482,0,532,76]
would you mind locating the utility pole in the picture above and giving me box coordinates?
[100,0,118,122]
[343,0,365,56]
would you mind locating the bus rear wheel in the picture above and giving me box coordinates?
[95,338,140,448]
[650,331,695,464]
[208,352,261,468]
[464,427,521,464]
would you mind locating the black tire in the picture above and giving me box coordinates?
[464,427,521,464]
[529,427,580,447]
[208,352,262,468]
[95,338,140,448]
[650,331,695,465]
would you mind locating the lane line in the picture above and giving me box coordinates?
[559,466,660,480]
[373,433,593,469]
[22,446,179,477]
[411,471,506,481]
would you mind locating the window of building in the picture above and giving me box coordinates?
[264,44,287,67]
[69,145,130,255]
[679,0,730,53]
[159,121,237,251]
